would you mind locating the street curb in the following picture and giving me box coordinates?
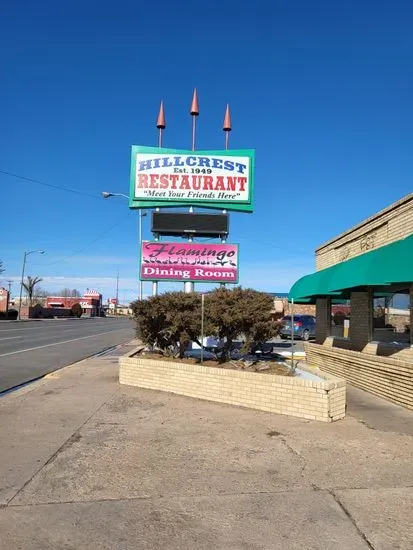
[0,377,48,400]
[0,338,138,401]
[0,318,100,323]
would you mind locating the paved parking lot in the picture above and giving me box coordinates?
[0,342,412,549]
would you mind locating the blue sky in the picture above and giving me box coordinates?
[1,1,412,303]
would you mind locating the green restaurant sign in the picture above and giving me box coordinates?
[129,146,255,212]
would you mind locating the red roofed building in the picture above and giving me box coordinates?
[46,289,103,317]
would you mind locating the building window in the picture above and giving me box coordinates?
[331,302,350,339]
[372,291,410,345]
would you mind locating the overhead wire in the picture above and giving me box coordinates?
[0,168,135,267]
[31,211,135,267]
[0,169,310,259]
[0,169,101,200]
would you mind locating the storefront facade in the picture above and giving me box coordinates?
[46,290,103,317]
[290,194,413,410]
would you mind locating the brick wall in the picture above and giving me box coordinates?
[385,314,410,332]
[305,342,413,411]
[315,298,331,344]
[316,194,413,270]
[410,285,413,338]
[349,291,372,351]
[18,305,75,319]
[283,300,316,316]
[119,354,346,422]
[271,298,315,318]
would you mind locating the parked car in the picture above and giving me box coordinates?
[279,314,316,341]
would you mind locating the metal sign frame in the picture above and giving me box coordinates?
[129,146,255,213]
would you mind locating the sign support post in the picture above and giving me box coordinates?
[200,293,205,364]
[138,210,143,300]
[152,233,159,296]
[291,298,296,373]
[150,101,166,297]
[184,235,194,293]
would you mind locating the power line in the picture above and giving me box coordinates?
[31,212,134,267]
[0,169,100,200]
[1,168,311,257]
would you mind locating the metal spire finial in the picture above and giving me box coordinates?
[156,100,166,129]
[190,88,199,116]
[223,103,232,132]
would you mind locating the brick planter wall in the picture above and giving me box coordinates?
[305,342,413,411]
[119,352,346,422]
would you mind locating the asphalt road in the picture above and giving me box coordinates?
[0,318,135,393]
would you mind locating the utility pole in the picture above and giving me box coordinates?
[101,192,146,300]
[18,250,45,321]
[115,270,119,315]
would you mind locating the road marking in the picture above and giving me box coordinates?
[0,322,126,333]
[0,320,111,328]
[0,329,129,357]
[0,336,22,341]
[0,327,85,333]
[0,328,45,332]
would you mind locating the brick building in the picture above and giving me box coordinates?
[0,288,10,313]
[268,293,315,319]
[289,193,413,411]
[46,290,103,317]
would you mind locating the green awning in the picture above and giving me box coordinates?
[381,234,413,284]
[289,265,345,304]
[289,234,413,302]
[329,234,413,290]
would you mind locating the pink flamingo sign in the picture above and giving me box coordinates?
[140,241,239,283]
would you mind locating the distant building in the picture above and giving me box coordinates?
[46,290,103,317]
[0,288,10,314]
[267,293,315,318]
[104,300,132,316]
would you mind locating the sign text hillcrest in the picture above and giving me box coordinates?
[129,146,255,212]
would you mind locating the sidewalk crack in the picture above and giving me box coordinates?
[329,489,375,549]
[280,437,307,480]
[5,386,120,507]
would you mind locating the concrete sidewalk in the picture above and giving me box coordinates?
[0,342,412,549]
